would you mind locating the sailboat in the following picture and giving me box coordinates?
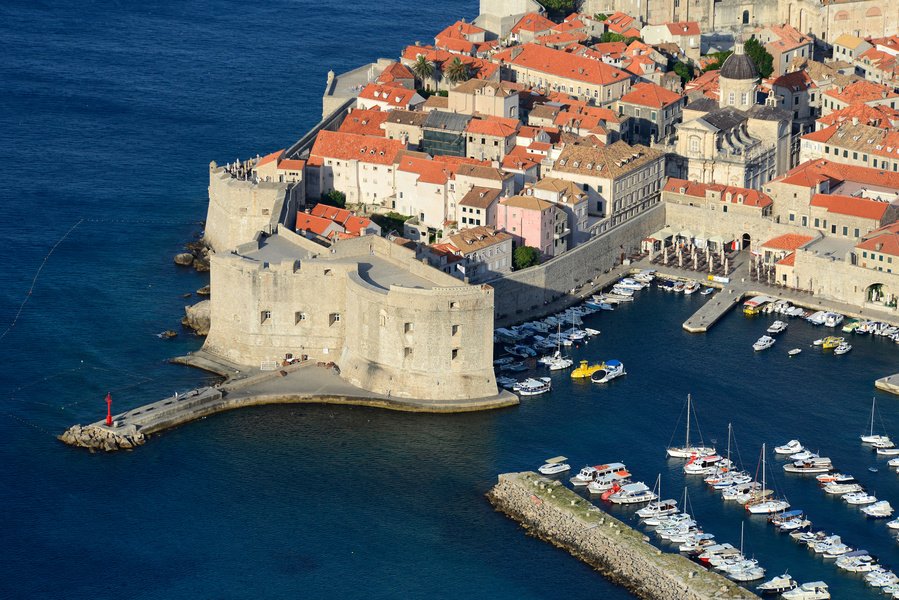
[861,397,892,445]
[729,522,766,581]
[545,323,573,371]
[667,394,717,458]
[636,474,679,519]
[747,444,790,514]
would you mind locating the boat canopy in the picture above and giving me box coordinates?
[743,295,777,308]
[619,482,650,493]
[605,359,622,367]
[776,509,804,519]
[544,456,567,464]
[842,550,869,558]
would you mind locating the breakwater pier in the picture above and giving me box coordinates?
[59,356,518,451]
[488,472,758,600]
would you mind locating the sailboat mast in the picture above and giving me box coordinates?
[761,443,766,490]
[685,394,691,449]
[871,397,876,437]
[727,423,732,463]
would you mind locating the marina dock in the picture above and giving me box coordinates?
[488,472,759,600]
[59,357,518,451]
[876,374,899,397]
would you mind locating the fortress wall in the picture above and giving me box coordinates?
[204,168,289,252]
[340,277,497,400]
[490,205,665,324]
[664,202,820,248]
[793,250,899,309]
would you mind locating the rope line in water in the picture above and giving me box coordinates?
[0,219,84,342]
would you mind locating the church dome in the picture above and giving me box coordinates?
[720,42,758,81]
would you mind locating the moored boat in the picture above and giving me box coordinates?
[781,581,830,599]
[753,335,775,351]
[513,377,551,396]
[666,394,716,458]
[570,360,604,379]
[538,456,570,475]
[775,440,804,455]
[767,320,788,334]
[757,572,796,595]
[608,481,658,504]
[590,359,626,384]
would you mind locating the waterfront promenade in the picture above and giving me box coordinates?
[59,356,518,451]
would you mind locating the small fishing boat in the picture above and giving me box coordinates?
[538,456,571,475]
[781,581,830,599]
[833,342,852,355]
[591,359,626,384]
[821,336,844,349]
[513,377,552,396]
[701,287,714,295]
[683,281,700,295]
[806,311,827,326]
[775,440,804,455]
[824,312,844,327]
[767,321,788,334]
[570,466,599,486]
[784,457,832,474]
[822,482,862,495]
[608,481,658,504]
[816,472,853,483]
[757,572,796,595]
[753,335,775,351]
[788,348,802,356]
[861,500,894,518]
[844,491,878,505]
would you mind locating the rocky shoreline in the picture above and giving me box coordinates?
[487,472,758,600]
[58,424,146,452]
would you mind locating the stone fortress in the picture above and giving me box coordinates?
[204,227,498,402]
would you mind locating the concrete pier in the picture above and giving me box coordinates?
[876,374,899,397]
[488,472,758,600]
[682,289,746,333]
[59,359,518,451]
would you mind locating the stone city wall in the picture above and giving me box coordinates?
[204,167,290,252]
[488,472,758,600]
[490,205,665,324]
[663,202,820,249]
[793,249,899,312]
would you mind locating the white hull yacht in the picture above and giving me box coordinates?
[666,394,716,458]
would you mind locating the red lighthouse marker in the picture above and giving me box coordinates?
[105,392,113,426]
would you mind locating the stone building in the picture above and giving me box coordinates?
[448,79,519,119]
[616,82,685,145]
[204,227,499,402]
[306,130,405,205]
[444,226,514,283]
[465,116,520,162]
[531,178,590,245]
[662,178,773,218]
[496,195,568,257]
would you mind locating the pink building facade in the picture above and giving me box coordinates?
[495,195,567,257]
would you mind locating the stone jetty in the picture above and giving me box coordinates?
[876,373,899,396]
[488,472,759,600]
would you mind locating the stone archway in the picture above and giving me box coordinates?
[742,233,752,250]
[866,283,896,307]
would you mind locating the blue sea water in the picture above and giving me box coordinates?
[2,1,899,598]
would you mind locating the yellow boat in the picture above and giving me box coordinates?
[571,360,605,379]
[822,336,845,349]
[743,305,762,316]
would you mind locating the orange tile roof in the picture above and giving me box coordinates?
[765,24,812,54]
[857,231,899,256]
[777,158,899,189]
[435,35,476,54]
[666,21,700,36]
[761,233,816,251]
[553,19,586,34]
[466,116,520,137]
[770,69,813,91]
[256,149,282,167]
[279,158,305,171]
[511,12,556,34]
[605,12,635,34]
[663,178,773,207]
[296,212,339,236]
[817,103,899,129]
[619,81,682,108]
[337,108,389,137]
[309,130,405,166]
[358,82,421,108]
[810,193,890,220]
[396,155,452,185]
[801,127,836,143]
[401,46,498,80]
[501,145,545,171]
[685,70,719,100]
[436,20,486,39]
[534,31,589,46]
[378,62,415,83]
[776,252,796,266]
[823,80,898,104]
[495,44,629,87]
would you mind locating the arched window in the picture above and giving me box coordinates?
[742,10,750,24]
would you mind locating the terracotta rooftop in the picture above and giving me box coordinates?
[618,82,683,108]
[309,130,405,166]
[810,193,891,220]
[466,116,520,137]
[664,178,773,207]
[823,80,898,104]
[459,186,502,209]
[665,21,700,36]
[857,230,899,256]
[358,82,422,108]
[776,158,899,189]
[511,12,556,34]
[761,233,816,251]
[447,226,512,255]
[776,252,796,266]
[495,44,629,87]
[501,194,556,211]
[554,140,663,179]
[338,108,389,137]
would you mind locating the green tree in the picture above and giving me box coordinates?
[443,57,470,85]
[594,13,608,21]
[674,60,694,83]
[701,50,732,72]
[320,189,346,209]
[513,246,542,270]
[536,0,578,19]
[411,54,436,90]
[598,31,642,44]
[744,38,774,79]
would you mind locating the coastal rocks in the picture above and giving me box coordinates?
[182,300,210,336]
[58,424,146,452]
[157,330,178,339]
[174,240,211,273]
[174,253,194,266]
[196,284,211,296]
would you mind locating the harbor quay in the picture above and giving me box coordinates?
[487,472,759,600]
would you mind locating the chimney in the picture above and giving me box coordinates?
[852,116,859,125]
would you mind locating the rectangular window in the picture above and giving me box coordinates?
[814,218,820,227]
[404,322,414,333]
[855,228,860,237]
[261,310,271,324]
[452,324,460,336]
[842,226,848,236]
[404,347,413,358]
[295,312,307,324]
[451,348,459,360]
[789,213,795,222]
[329,313,341,325]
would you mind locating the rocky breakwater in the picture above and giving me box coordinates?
[58,424,146,452]
[487,472,758,600]
[173,239,210,273]
[182,299,210,335]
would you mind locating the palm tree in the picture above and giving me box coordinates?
[443,57,470,86]
[411,54,435,90]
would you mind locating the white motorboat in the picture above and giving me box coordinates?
[774,440,804,455]
[862,500,894,518]
[861,397,892,444]
[784,458,832,474]
[844,491,877,505]
[806,311,828,326]
[789,450,818,461]
[815,472,854,483]
[822,482,862,495]
[701,287,714,295]
[610,285,635,296]
[586,471,631,494]
[866,569,898,587]
[616,278,646,291]
[757,573,796,595]
[590,359,625,384]
[753,335,775,351]
[570,466,598,486]
[767,320,788,334]
[546,356,573,371]
[877,446,899,456]
[666,394,716,458]
[782,581,830,599]
[822,543,852,558]
[538,456,570,475]
[684,454,727,475]
[788,348,802,356]
[887,517,899,529]
[514,377,551,396]
[584,327,600,337]
[722,481,761,501]
[890,457,899,467]
[823,312,844,327]
[608,481,658,504]
[833,342,851,355]
[683,281,700,295]
[836,551,876,571]
[636,499,678,519]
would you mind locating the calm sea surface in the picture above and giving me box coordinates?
[2,1,898,598]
